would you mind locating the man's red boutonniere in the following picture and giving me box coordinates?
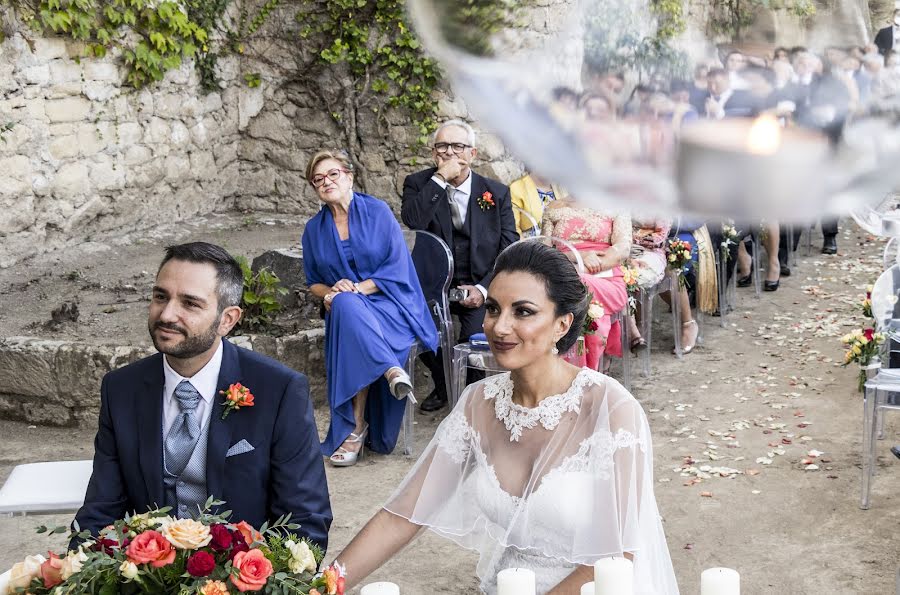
[477,191,495,211]
[219,383,254,419]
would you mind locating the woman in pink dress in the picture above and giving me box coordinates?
[542,198,631,370]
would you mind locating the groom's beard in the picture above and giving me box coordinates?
[149,317,220,359]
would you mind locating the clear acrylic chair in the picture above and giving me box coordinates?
[402,230,455,456]
[882,237,897,270]
[860,262,900,508]
[713,247,737,329]
[512,205,540,238]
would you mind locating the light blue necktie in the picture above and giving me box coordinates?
[164,380,202,477]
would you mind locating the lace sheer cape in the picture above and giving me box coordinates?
[384,369,679,595]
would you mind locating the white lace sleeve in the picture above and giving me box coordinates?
[435,409,474,464]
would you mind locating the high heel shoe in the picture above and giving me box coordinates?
[675,320,699,355]
[736,264,754,288]
[386,367,416,404]
[330,425,368,467]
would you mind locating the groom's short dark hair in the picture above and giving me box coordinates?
[159,242,244,311]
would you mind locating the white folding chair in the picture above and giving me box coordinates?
[512,205,541,238]
[0,460,92,516]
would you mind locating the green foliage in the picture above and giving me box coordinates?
[584,0,690,83]
[297,0,443,146]
[235,255,288,333]
[708,0,816,41]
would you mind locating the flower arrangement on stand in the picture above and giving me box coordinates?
[841,328,885,392]
[622,264,640,315]
[4,499,345,595]
[666,238,693,289]
[720,220,739,261]
[576,301,605,356]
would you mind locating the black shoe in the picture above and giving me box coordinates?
[419,388,448,412]
[822,237,837,255]
[764,280,779,291]
[780,265,791,277]
[892,445,900,459]
[737,273,753,288]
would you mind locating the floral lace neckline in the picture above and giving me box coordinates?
[483,368,602,441]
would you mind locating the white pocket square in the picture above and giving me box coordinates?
[226,439,254,457]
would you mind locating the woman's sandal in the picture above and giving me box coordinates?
[386,366,416,404]
[330,425,369,467]
[675,320,699,355]
[630,336,648,353]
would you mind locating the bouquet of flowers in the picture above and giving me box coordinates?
[622,264,640,315]
[720,220,739,261]
[666,238,693,289]
[862,286,874,319]
[574,301,605,355]
[5,499,344,595]
[841,328,885,391]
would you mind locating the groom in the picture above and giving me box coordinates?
[74,242,332,550]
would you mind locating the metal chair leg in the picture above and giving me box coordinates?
[672,274,683,359]
[861,385,878,509]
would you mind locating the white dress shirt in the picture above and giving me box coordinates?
[430,171,487,299]
[162,340,223,435]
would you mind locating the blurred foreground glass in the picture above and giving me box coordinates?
[408,0,900,223]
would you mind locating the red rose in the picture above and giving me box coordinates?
[864,328,875,341]
[126,530,176,568]
[590,320,599,331]
[228,532,250,560]
[91,538,120,555]
[209,524,233,551]
[230,549,273,592]
[187,551,216,577]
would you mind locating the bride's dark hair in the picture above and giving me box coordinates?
[492,240,592,354]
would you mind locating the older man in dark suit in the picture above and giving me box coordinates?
[402,120,518,411]
[74,242,332,550]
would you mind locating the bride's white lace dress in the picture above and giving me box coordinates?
[385,368,679,594]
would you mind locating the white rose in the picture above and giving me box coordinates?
[284,539,317,574]
[588,303,605,319]
[7,554,45,592]
[161,518,212,550]
[119,560,139,580]
[60,549,88,579]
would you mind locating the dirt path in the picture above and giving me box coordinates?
[1,221,897,594]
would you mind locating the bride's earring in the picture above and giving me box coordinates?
[551,340,559,355]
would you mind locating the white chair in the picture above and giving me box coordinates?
[860,263,900,509]
[512,205,540,238]
[402,230,455,456]
[0,460,92,516]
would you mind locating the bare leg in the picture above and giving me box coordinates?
[679,287,698,351]
[737,240,751,277]
[764,222,781,282]
[341,387,369,455]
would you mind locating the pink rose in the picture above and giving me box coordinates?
[126,530,176,568]
[230,549,273,592]
[40,551,65,588]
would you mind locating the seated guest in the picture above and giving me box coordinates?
[542,196,630,371]
[302,149,438,466]
[874,9,900,56]
[75,242,332,550]
[625,216,670,351]
[704,68,765,119]
[509,171,568,236]
[401,119,518,412]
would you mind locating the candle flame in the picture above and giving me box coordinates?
[746,114,782,155]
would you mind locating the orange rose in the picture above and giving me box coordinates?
[233,520,263,545]
[224,383,254,406]
[126,530,176,568]
[40,551,65,588]
[229,549,273,592]
[200,579,231,595]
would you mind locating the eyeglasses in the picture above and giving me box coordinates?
[433,142,472,154]
[311,168,349,188]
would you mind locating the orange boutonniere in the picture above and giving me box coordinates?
[219,383,254,419]
[477,191,495,210]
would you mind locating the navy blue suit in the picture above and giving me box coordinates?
[74,340,332,551]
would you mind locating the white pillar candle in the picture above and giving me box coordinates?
[496,567,536,595]
[594,557,633,595]
[360,582,400,595]
[700,567,740,595]
[581,581,596,595]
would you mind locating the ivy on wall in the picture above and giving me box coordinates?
[707,0,816,41]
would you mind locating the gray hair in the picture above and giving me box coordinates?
[433,119,477,147]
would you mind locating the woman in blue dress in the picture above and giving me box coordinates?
[302,149,438,467]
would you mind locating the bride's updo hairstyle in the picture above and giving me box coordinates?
[492,240,591,354]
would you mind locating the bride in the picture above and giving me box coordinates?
[333,240,679,594]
